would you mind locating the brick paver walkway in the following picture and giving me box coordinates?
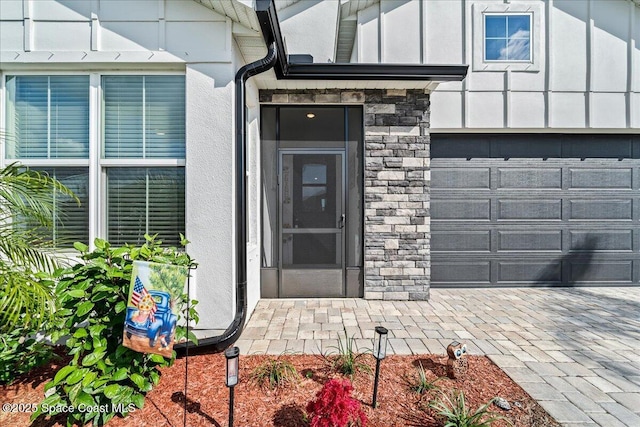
[236,287,640,427]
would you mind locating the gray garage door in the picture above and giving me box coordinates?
[431,134,640,287]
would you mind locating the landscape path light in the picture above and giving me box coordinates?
[372,326,388,408]
[225,346,240,427]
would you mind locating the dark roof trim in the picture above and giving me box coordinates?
[255,0,468,82]
[286,63,468,81]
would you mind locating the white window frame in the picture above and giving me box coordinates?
[472,2,543,72]
[1,71,186,250]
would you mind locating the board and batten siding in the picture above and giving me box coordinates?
[348,0,640,130]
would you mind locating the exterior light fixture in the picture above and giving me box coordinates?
[306,112,316,119]
[225,346,240,427]
[372,326,388,408]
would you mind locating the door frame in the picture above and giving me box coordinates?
[278,149,347,297]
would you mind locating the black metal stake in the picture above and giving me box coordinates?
[372,357,382,408]
[229,385,235,427]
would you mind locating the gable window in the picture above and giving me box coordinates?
[4,74,185,249]
[472,3,542,72]
[484,14,531,62]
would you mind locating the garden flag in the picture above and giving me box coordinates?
[122,261,189,357]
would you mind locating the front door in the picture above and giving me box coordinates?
[279,151,345,297]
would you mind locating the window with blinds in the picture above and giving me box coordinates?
[103,75,186,246]
[4,74,186,249]
[5,76,90,247]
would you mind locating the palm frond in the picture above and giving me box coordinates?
[0,268,57,332]
[0,163,79,226]
[0,160,78,331]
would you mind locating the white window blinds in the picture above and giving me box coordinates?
[6,76,90,159]
[103,76,185,159]
[106,168,185,247]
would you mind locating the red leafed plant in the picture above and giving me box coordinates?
[306,378,368,427]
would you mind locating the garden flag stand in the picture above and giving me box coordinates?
[122,260,195,426]
[183,265,195,427]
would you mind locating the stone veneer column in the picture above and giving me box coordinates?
[363,90,430,300]
[259,89,431,301]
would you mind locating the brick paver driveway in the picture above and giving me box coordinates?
[237,287,640,426]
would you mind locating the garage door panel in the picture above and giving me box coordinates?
[498,200,562,220]
[498,168,562,189]
[568,261,633,283]
[432,231,491,252]
[569,231,633,251]
[431,262,491,283]
[431,168,490,189]
[498,231,563,251]
[569,200,633,220]
[432,200,491,220]
[569,168,633,189]
[497,261,562,283]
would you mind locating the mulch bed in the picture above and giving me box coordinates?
[1,351,560,427]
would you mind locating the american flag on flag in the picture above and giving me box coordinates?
[131,276,157,322]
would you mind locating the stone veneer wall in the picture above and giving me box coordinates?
[259,89,430,301]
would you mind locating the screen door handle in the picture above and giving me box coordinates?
[338,214,345,229]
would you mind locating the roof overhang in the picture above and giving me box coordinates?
[254,0,468,90]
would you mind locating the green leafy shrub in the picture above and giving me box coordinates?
[324,330,372,378]
[31,234,198,427]
[429,390,507,427]
[0,327,56,384]
[406,361,442,395]
[250,354,299,390]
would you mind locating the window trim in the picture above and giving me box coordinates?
[1,70,186,250]
[472,2,543,72]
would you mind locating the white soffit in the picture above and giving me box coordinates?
[193,0,261,31]
[341,0,380,19]
[336,0,380,62]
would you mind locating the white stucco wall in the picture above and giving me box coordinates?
[277,0,340,63]
[185,63,236,330]
[0,0,253,331]
[347,0,640,131]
